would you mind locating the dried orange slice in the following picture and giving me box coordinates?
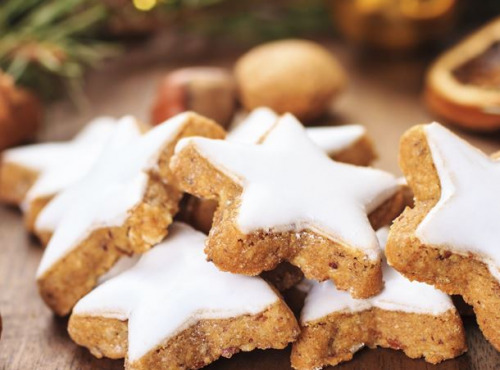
[426,17,500,131]
[330,0,456,50]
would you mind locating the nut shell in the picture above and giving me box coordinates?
[235,40,347,123]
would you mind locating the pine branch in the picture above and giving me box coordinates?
[0,0,119,99]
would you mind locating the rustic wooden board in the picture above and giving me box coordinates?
[1,39,500,369]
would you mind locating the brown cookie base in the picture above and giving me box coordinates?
[24,195,52,234]
[210,192,400,298]
[0,161,38,205]
[291,308,466,369]
[386,124,500,351]
[69,300,299,369]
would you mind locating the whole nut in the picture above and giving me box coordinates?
[151,67,236,128]
[235,39,347,123]
[0,71,42,151]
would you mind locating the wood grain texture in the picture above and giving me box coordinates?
[1,38,500,369]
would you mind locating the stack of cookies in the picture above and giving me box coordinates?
[2,106,499,369]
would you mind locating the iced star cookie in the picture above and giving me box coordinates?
[387,122,500,351]
[228,107,376,165]
[0,117,117,231]
[180,109,379,292]
[69,223,299,370]
[36,112,224,315]
[171,113,403,299]
[182,107,377,236]
[291,228,466,369]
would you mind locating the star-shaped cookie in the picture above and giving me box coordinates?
[69,222,299,369]
[36,112,224,315]
[387,122,500,351]
[0,117,117,231]
[228,107,375,165]
[182,108,377,292]
[181,108,376,238]
[171,113,403,298]
[292,227,466,369]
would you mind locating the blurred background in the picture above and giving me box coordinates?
[1,0,500,172]
[1,0,498,95]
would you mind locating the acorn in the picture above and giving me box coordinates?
[151,67,237,128]
[234,39,347,123]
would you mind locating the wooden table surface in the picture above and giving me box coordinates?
[1,38,500,370]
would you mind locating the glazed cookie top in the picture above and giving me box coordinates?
[305,125,366,157]
[36,113,196,277]
[72,222,279,362]
[177,114,398,260]
[301,227,455,323]
[20,118,117,209]
[3,117,114,171]
[416,122,500,281]
[227,107,278,143]
[3,117,116,206]
[228,107,367,156]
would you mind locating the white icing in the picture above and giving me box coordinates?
[3,117,116,209]
[417,122,500,281]
[305,125,366,157]
[24,118,118,210]
[396,177,407,186]
[36,113,194,277]
[98,254,140,284]
[228,107,367,156]
[73,222,279,362]
[4,144,71,172]
[227,107,278,143]
[301,227,455,323]
[176,114,398,260]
